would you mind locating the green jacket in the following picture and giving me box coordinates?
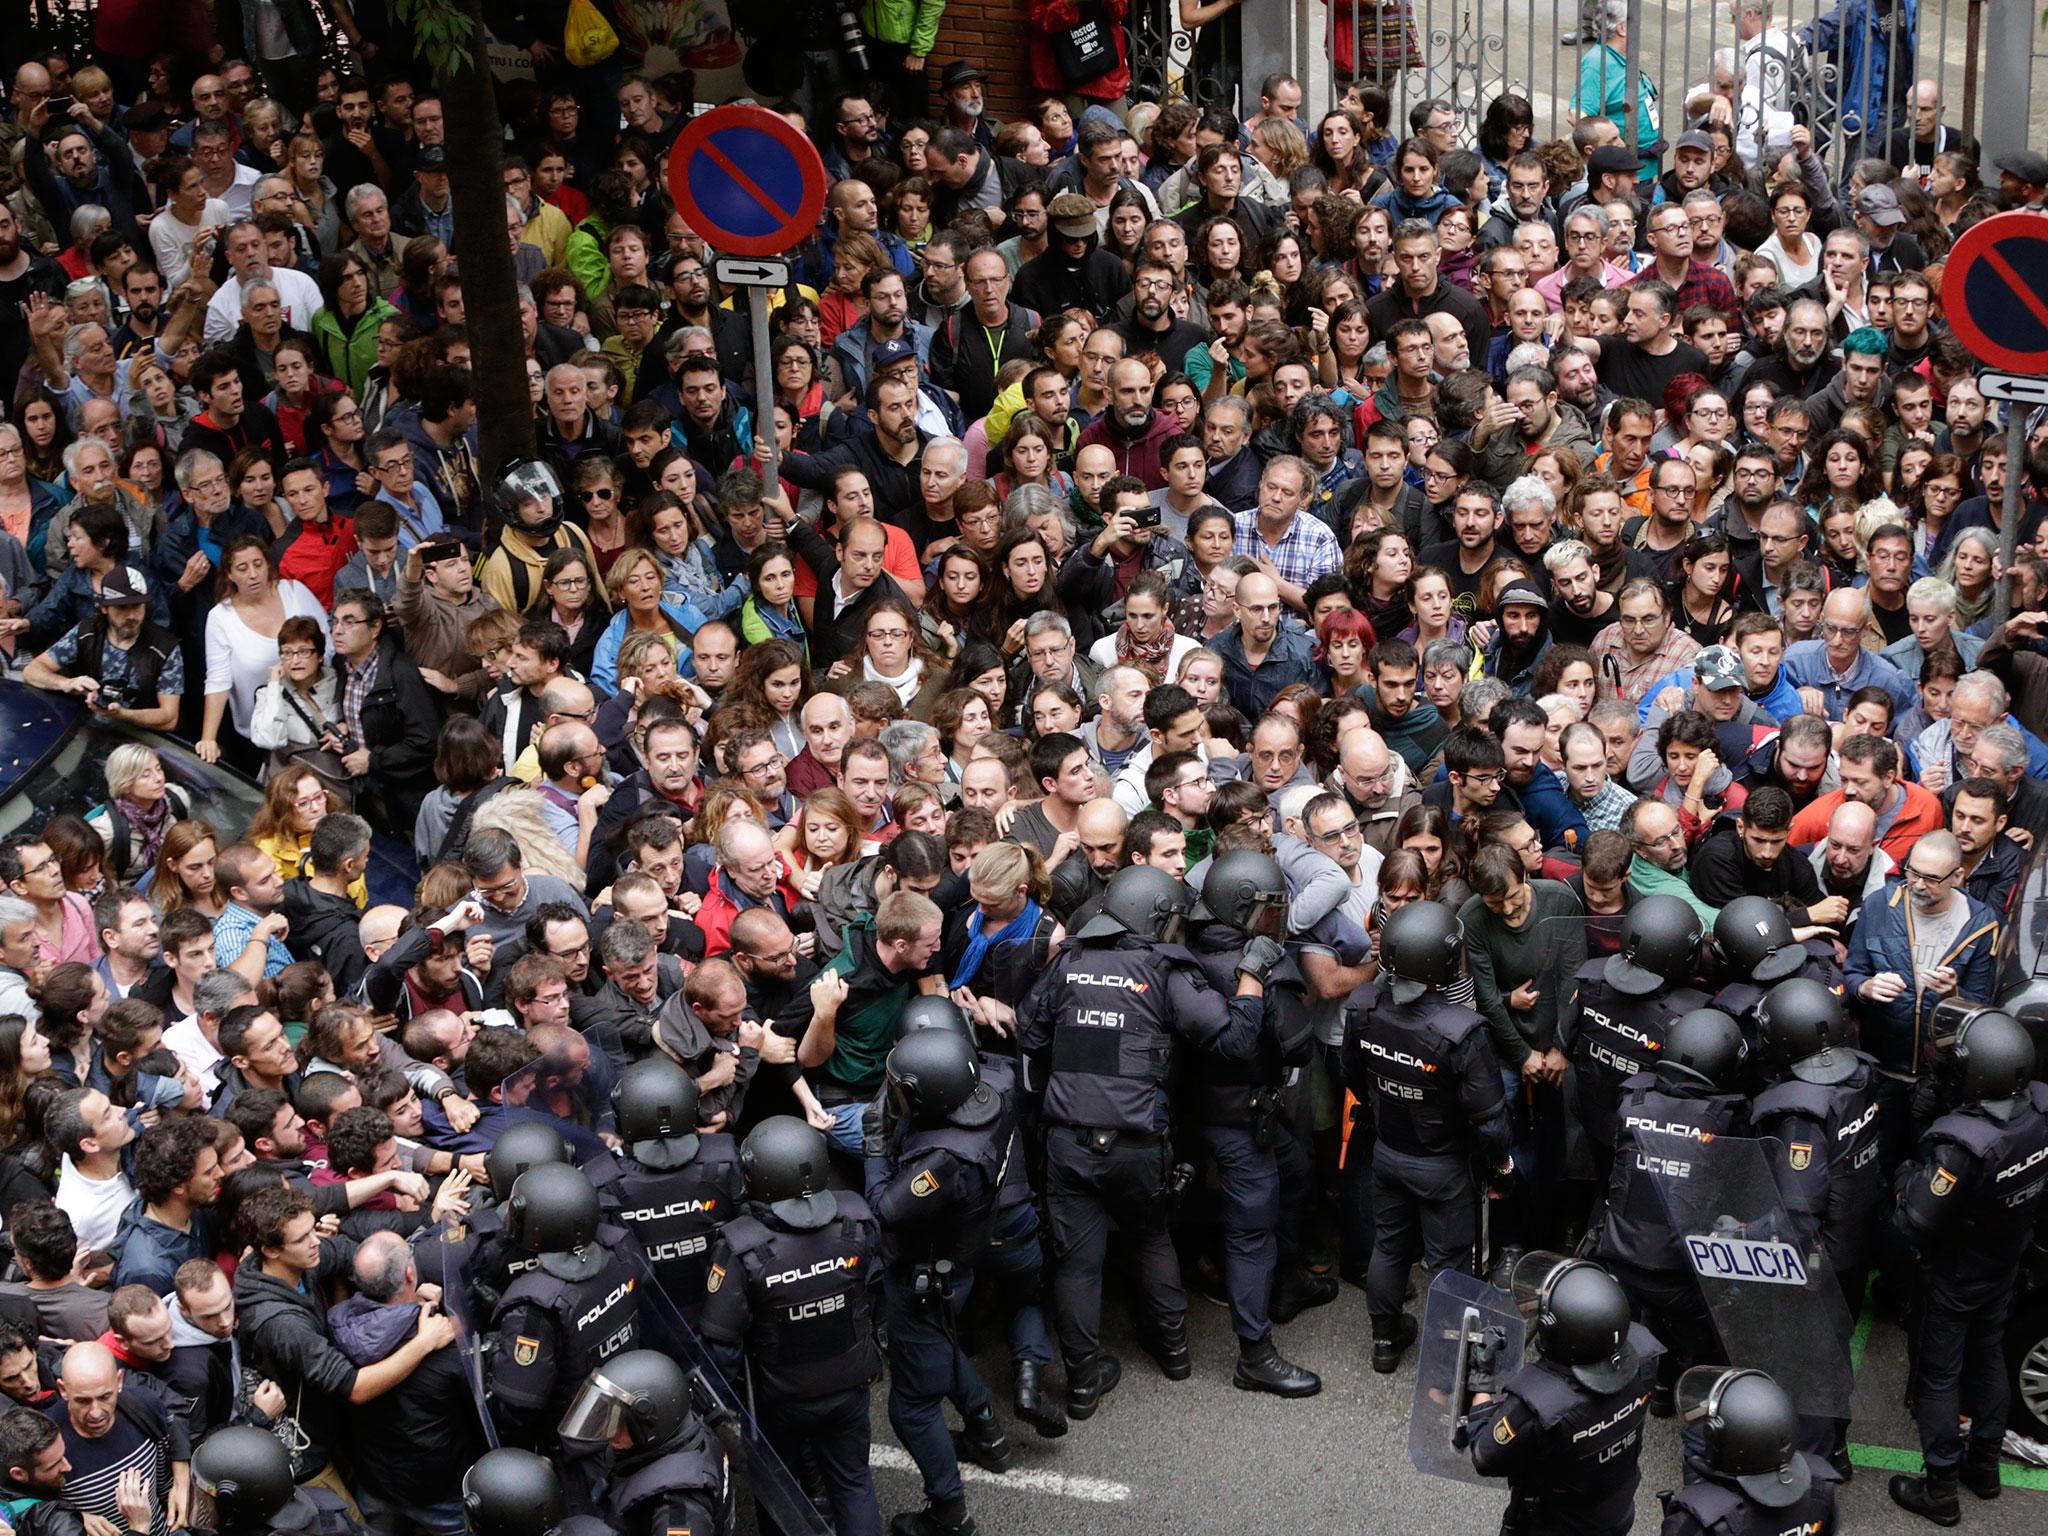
[1625,854,1717,926]
[309,296,399,396]
[566,214,615,301]
[858,0,948,55]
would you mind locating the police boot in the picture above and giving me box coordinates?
[1371,1313,1418,1374]
[952,1405,1013,1474]
[1065,1353,1122,1420]
[1013,1362,1067,1439]
[1269,1266,1339,1324]
[1888,1467,1962,1527]
[1145,1319,1193,1380]
[1232,1336,1321,1398]
[1961,1437,2003,1500]
[891,1504,979,1536]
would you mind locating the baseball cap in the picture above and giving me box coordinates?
[1674,129,1714,155]
[1693,644,1744,691]
[1048,193,1098,240]
[872,338,918,372]
[415,143,447,171]
[1854,183,1905,226]
[1496,580,1549,612]
[96,566,150,608]
[1587,145,1638,177]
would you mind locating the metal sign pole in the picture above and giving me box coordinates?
[1996,407,2024,629]
[749,282,777,490]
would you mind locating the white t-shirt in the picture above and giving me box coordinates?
[203,266,326,344]
[54,1157,136,1256]
[1908,895,1971,991]
[164,1013,225,1097]
[149,199,234,289]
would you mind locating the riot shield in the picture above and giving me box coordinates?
[1637,1131,1856,1419]
[429,1217,502,1451]
[498,1018,627,1152]
[622,1244,833,1536]
[1408,1268,1527,1484]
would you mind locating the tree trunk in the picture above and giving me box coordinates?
[438,0,535,480]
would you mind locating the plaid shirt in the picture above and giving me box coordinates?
[339,647,381,746]
[214,901,292,978]
[1632,257,1736,318]
[1591,621,1700,707]
[1233,510,1341,591]
[1573,776,1640,834]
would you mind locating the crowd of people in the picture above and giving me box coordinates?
[0,1,2044,1534]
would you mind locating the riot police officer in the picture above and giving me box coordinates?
[1467,1255,1662,1536]
[897,996,1065,1438]
[1187,849,1326,1397]
[1750,977,1880,1474]
[559,1350,730,1536]
[192,1424,364,1536]
[1709,897,1843,1039]
[1889,1009,2048,1525]
[609,1056,744,1322]
[1018,864,1268,1416]
[871,1029,1017,1536]
[451,1121,575,1312]
[462,1449,568,1536]
[699,1116,883,1536]
[1346,900,1512,1373]
[484,1162,641,1449]
[1562,894,1710,1188]
[1595,1008,1751,1398]
[1662,1367,1841,1535]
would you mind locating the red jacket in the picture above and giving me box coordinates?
[694,867,807,957]
[1787,782,1946,867]
[272,515,358,609]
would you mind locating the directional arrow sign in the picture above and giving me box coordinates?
[1977,370,2048,407]
[714,255,792,289]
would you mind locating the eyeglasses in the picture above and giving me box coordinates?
[1902,864,1958,886]
[739,758,783,780]
[1617,613,1662,628]
[1312,821,1362,843]
[867,627,911,642]
[1632,827,1686,850]
[1820,621,1864,639]
[1461,770,1505,787]
[548,574,590,589]
[581,488,615,501]
[278,646,319,660]
[549,940,592,959]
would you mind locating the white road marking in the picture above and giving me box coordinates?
[870,1445,1133,1503]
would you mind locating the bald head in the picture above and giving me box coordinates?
[540,678,596,722]
[1338,727,1394,807]
[358,904,408,957]
[1823,799,1877,881]
[1631,799,1685,871]
[352,1230,416,1301]
[1077,797,1130,877]
[1821,586,1867,639]
[58,1342,121,1438]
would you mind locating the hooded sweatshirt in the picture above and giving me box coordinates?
[327,1292,484,1508]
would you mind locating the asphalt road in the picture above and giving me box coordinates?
[862,1273,2048,1535]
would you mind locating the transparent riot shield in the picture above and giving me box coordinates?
[1408,1268,1527,1483]
[497,1018,626,1152]
[1636,1131,1856,1419]
[622,1243,833,1536]
[429,1217,502,1451]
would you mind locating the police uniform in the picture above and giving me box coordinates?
[1188,930,1319,1348]
[965,1052,1055,1389]
[699,1196,883,1536]
[1711,943,1844,1045]
[1895,1079,2048,1477]
[1467,1327,1662,1536]
[1657,1459,1840,1535]
[1344,980,1512,1330]
[870,1086,1013,1523]
[485,1227,643,1446]
[611,1134,745,1323]
[1596,1074,1750,1380]
[604,1423,731,1536]
[1562,962,1711,1178]
[1019,930,1262,1367]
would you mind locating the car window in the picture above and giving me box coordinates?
[0,717,265,846]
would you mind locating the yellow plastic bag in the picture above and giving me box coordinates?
[564,0,620,68]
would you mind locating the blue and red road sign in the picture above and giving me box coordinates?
[1942,211,2048,378]
[666,104,829,260]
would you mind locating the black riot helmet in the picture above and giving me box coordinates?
[495,457,566,539]
[1657,1008,1747,1092]
[611,1056,701,1169]
[886,1028,1000,1130]
[1714,896,1805,984]
[1755,978,1855,1085]
[1677,1366,1811,1508]
[192,1425,302,1535]
[1079,864,1192,943]
[558,1349,692,1453]
[1380,901,1465,1004]
[1942,1008,2038,1120]
[1198,849,1290,939]
[463,1448,566,1536]
[485,1120,570,1201]
[1604,894,1703,996]
[898,994,975,1041]
[505,1162,605,1282]
[1512,1252,1638,1392]
[739,1116,838,1229]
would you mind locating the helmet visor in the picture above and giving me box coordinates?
[557,1367,632,1449]
[1676,1364,1744,1428]
[1508,1249,1579,1318]
[1242,890,1287,940]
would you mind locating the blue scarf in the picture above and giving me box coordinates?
[947,898,1042,992]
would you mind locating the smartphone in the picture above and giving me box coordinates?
[44,96,73,117]
[1128,503,1162,529]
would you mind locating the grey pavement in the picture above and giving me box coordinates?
[866,1274,2047,1534]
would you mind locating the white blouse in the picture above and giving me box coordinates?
[204,580,330,732]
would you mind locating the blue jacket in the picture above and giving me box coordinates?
[1214,622,1320,720]
[1781,637,1915,718]
[1506,762,1593,854]
[590,599,708,695]
[1799,0,1918,140]
[830,317,936,399]
[1639,663,1800,725]
[1844,879,1999,1075]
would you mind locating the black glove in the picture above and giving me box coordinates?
[1237,935,1285,983]
[1467,1326,1509,1396]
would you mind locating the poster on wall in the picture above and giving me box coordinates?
[488,0,751,102]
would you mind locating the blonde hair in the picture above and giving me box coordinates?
[967,840,1051,904]
[106,744,163,802]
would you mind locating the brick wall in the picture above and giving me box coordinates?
[928,0,1038,118]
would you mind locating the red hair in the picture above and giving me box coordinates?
[1314,605,1379,662]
